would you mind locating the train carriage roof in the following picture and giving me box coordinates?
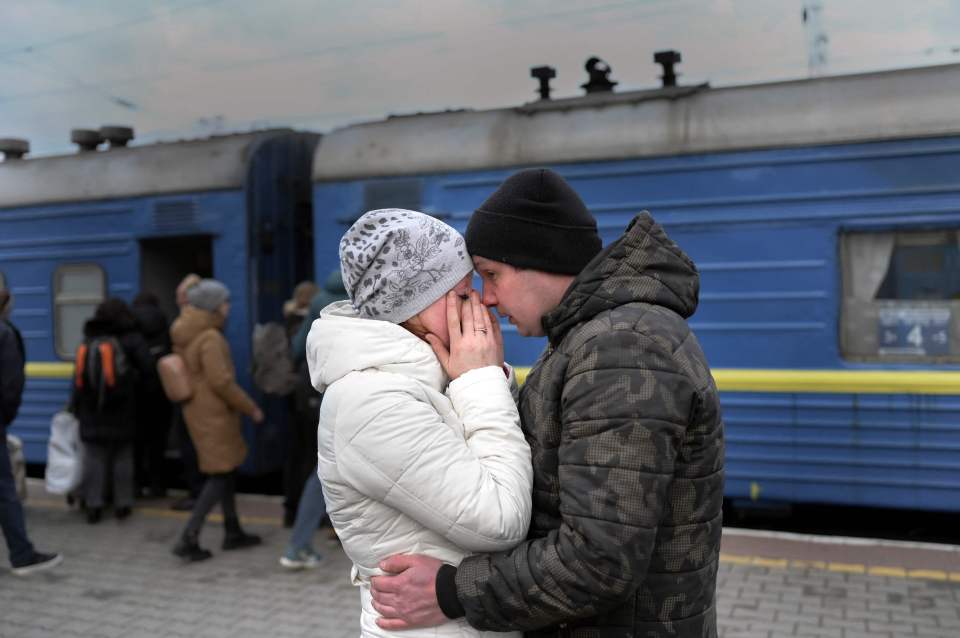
[312,62,960,181]
[0,129,294,208]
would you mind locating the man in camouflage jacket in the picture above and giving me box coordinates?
[371,168,725,638]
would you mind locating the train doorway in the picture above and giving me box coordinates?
[139,235,213,321]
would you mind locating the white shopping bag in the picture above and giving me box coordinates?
[44,411,84,495]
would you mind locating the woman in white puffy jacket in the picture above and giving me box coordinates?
[306,209,533,638]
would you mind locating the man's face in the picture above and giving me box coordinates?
[472,256,552,337]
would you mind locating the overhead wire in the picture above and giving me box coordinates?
[0,0,228,59]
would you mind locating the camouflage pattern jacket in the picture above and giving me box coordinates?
[453,212,725,638]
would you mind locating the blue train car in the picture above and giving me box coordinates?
[0,129,318,476]
[311,63,960,512]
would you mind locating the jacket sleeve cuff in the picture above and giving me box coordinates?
[436,564,466,619]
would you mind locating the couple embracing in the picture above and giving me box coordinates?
[306,169,725,638]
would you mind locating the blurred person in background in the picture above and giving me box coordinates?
[282,272,347,529]
[1,289,62,575]
[73,298,156,524]
[170,279,264,562]
[131,292,173,498]
[281,279,318,527]
[279,269,348,566]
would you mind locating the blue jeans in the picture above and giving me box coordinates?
[1,427,35,567]
[287,469,326,553]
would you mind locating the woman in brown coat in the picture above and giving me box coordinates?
[170,279,264,562]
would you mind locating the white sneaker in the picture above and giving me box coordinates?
[279,548,321,570]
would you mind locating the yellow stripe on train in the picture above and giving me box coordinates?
[25,362,76,379]
[514,367,960,395]
[26,362,960,395]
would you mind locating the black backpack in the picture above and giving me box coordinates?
[74,336,133,411]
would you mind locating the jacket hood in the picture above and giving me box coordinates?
[83,316,133,338]
[543,211,700,345]
[170,305,224,349]
[132,304,168,339]
[306,300,446,393]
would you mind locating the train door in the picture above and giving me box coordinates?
[243,132,320,478]
[139,236,213,321]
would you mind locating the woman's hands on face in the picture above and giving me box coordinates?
[425,290,503,380]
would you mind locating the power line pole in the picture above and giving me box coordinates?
[802,0,829,77]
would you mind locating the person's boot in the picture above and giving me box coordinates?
[172,531,213,562]
[222,515,261,550]
[86,507,102,524]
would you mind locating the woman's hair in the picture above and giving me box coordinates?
[0,290,10,317]
[293,281,318,308]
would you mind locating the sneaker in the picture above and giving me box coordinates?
[115,506,132,520]
[11,552,63,577]
[279,548,321,570]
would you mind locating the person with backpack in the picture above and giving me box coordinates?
[131,292,173,498]
[1,289,63,575]
[170,279,264,562]
[73,298,156,524]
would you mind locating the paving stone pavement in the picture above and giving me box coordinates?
[1,502,358,638]
[715,561,960,638]
[2,498,959,638]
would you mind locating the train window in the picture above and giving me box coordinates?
[840,229,960,362]
[54,264,106,358]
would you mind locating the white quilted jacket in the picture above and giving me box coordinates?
[306,301,533,638]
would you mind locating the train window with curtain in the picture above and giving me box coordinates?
[54,264,106,358]
[840,229,960,362]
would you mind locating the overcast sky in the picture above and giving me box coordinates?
[2,0,959,157]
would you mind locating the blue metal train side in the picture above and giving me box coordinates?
[312,134,960,512]
[1,131,319,477]
[1,190,250,463]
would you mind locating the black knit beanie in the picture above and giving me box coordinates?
[465,168,602,275]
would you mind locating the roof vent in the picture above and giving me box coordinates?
[71,129,103,152]
[581,57,617,94]
[530,65,556,101]
[100,125,134,148]
[654,50,682,87]
[0,138,29,161]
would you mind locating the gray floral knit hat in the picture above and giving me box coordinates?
[339,209,473,323]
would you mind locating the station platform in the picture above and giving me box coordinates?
[2,480,958,638]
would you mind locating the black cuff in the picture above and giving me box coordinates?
[435,563,466,619]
